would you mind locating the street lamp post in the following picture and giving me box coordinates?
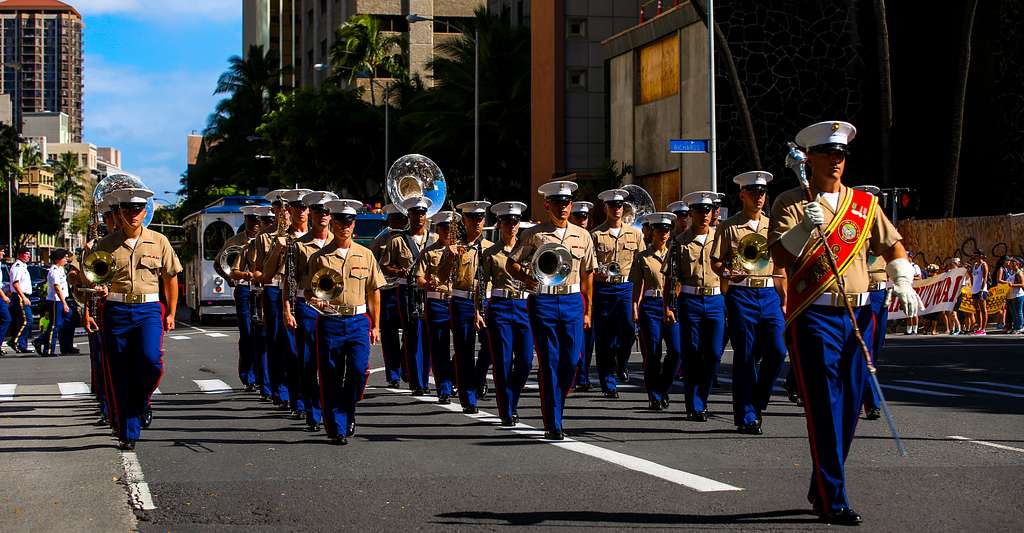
[407,14,480,200]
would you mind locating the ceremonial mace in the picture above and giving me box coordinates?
[785,142,908,457]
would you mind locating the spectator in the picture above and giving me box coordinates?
[970,252,990,335]
[1005,257,1023,334]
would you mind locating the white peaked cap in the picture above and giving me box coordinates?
[112,187,153,204]
[667,200,690,214]
[431,211,461,224]
[682,191,718,207]
[240,205,262,216]
[598,189,628,202]
[281,188,314,204]
[325,199,362,215]
[641,212,677,226]
[733,171,773,188]
[457,200,492,214]
[491,201,527,217]
[571,201,594,214]
[795,120,857,151]
[265,189,290,203]
[538,180,578,198]
[382,204,404,216]
[401,196,433,211]
[303,191,339,206]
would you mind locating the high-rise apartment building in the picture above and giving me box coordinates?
[243,0,482,94]
[0,0,84,142]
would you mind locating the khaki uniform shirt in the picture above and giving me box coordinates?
[482,241,521,293]
[509,222,597,286]
[95,227,183,295]
[591,222,645,278]
[371,229,397,260]
[630,247,669,293]
[243,230,274,279]
[710,212,775,276]
[664,227,720,289]
[293,232,333,297]
[219,231,255,282]
[413,241,454,294]
[380,230,433,275]
[768,185,901,295]
[448,237,493,292]
[868,255,888,284]
[261,227,307,280]
[307,242,384,308]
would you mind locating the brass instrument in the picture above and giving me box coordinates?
[621,184,656,228]
[93,172,155,228]
[83,251,116,286]
[733,233,770,273]
[386,154,447,218]
[596,261,622,279]
[531,242,573,287]
[215,243,246,281]
[310,267,344,314]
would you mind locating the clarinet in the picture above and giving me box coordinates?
[473,240,487,321]
[666,235,679,311]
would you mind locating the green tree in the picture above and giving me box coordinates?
[0,194,63,246]
[51,151,84,230]
[0,123,20,192]
[328,14,405,105]
[21,144,43,169]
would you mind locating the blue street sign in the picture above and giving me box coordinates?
[669,139,709,153]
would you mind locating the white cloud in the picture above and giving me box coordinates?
[72,0,241,22]
[84,54,222,200]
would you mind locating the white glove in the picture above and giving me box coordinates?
[780,200,825,257]
[887,257,923,317]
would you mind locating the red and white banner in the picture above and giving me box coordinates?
[888,267,967,320]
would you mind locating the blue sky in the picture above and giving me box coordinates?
[77,0,242,203]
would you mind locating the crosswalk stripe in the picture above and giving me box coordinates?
[894,380,1024,399]
[192,379,232,393]
[881,384,961,397]
[0,384,15,401]
[58,381,91,398]
[967,381,1024,392]
[205,332,229,338]
[169,335,191,340]
[948,435,1024,454]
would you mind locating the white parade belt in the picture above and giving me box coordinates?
[426,291,450,300]
[680,285,721,296]
[730,277,774,288]
[491,288,528,300]
[603,275,628,284]
[536,283,580,295]
[643,289,664,298]
[811,292,870,308]
[869,280,889,292]
[107,292,160,304]
[450,289,473,299]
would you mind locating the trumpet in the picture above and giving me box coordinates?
[732,233,771,273]
[310,267,344,314]
[531,242,573,288]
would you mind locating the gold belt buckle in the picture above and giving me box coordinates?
[508,289,523,299]
[845,294,860,306]
[750,278,767,288]
[337,304,355,316]
[699,287,715,296]
[125,293,143,304]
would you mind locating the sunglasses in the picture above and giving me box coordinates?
[499,216,521,223]
[463,213,485,221]
[571,212,589,218]
[288,202,308,210]
[331,214,355,224]
[309,206,330,214]
[690,205,712,213]
[408,208,428,214]
[122,203,147,212]
[605,201,624,208]
[547,197,573,205]
[652,224,672,231]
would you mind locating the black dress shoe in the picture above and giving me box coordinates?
[512,410,519,423]
[328,435,348,445]
[387,380,401,388]
[499,418,515,427]
[737,420,763,435]
[347,421,355,437]
[786,386,801,404]
[244,383,256,392]
[462,405,479,414]
[573,383,591,392]
[141,407,153,429]
[477,384,489,400]
[290,410,304,420]
[659,398,670,410]
[864,408,881,420]
[96,414,108,426]
[64,347,81,354]
[648,400,663,411]
[32,340,42,356]
[306,423,321,432]
[437,394,451,405]
[686,411,709,422]
[819,507,862,525]
[410,388,425,396]
[603,390,620,399]
[616,370,628,382]
[544,430,564,441]
[117,440,136,451]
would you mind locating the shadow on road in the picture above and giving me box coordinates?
[435,508,820,527]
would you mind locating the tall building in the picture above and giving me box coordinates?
[0,0,84,142]
[243,0,482,95]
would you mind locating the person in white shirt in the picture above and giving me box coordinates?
[34,250,70,356]
[7,247,34,353]
[0,247,12,355]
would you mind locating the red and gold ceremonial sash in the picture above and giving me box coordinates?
[784,188,878,327]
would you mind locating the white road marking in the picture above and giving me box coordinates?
[385,387,742,492]
[948,435,1024,454]
[178,322,208,334]
[894,380,1024,399]
[205,332,229,338]
[152,388,161,395]
[968,381,1024,393]
[193,379,232,393]
[120,451,156,510]
[58,381,91,398]
[0,383,15,401]
[368,367,386,374]
[169,335,191,340]
[880,384,961,397]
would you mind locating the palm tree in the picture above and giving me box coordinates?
[944,0,980,217]
[329,14,405,105]
[214,44,281,113]
[51,151,84,237]
[21,144,43,169]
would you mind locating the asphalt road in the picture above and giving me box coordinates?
[2,321,1022,532]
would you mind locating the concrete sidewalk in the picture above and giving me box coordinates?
[0,386,136,533]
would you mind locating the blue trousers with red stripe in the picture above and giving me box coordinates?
[863,289,888,412]
[296,300,322,426]
[262,287,291,403]
[593,281,635,393]
[528,293,584,433]
[575,325,595,387]
[379,288,403,383]
[102,301,164,442]
[316,313,370,439]
[788,304,871,513]
[486,297,533,421]
[397,285,431,391]
[233,285,257,387]
[450,296,488,407]
[725,286,788,426]
[677,293,726,414]
[636,296,681,403]
[424,298,453,396]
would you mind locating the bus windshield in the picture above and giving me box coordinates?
[203,221,234,260]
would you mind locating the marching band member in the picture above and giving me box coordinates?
[769,121,920,524]
[668,201,690,238]
[854,185,887,421]
[449,201,493,412]
[93,187,182,450]
[248,190,289,403]
[711,171,788,435]
[508,180,597,440]
[630,212,681,410]
[308,198,384,445]
[379,197,434,395]
[482,201,533,425]
[281,191,336,431]
[569,201,596,392]
[414,211,459,405]
[260,188,312,414]
[591,189,646,398]
[372,204,408,388]
[217,205,262,390]
[8,247,34,354]
[83,196,119,425]
[237,205,277,399]
[664,191,725,422]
